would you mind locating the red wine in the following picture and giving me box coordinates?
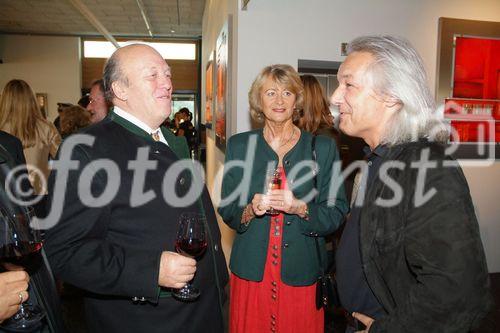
[267,170,282,215]
[176,239,207,258]
[0,241,43,274]
[271,175,282,190]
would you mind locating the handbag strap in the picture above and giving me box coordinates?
[311,135,325,276]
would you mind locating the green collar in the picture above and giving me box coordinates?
[108,110,186,158]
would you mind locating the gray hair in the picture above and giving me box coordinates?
[348,35,447,144]
[103,49,128,102]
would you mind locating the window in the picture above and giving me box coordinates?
[83,41,196,60]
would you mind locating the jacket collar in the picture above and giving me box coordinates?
[109,110,187,159]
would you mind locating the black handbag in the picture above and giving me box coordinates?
[311,135,337,310]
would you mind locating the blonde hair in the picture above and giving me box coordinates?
[0,79,50,147]
[248,64,304,122]
[296,75,334,134]
[60,105,91,137]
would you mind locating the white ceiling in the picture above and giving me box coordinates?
[0,0,206,39]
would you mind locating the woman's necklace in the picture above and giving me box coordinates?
[265,127,296,149]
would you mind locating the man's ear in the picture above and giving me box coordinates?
[112,81,128,101]
[384,96,402,111]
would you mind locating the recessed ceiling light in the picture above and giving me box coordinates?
[171,29,176,33]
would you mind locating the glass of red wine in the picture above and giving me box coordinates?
[0,206,45,331]
[266,168,282,216]
[172,212,207,301]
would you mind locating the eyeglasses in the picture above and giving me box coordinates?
[88,96,103,105]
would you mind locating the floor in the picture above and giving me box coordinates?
[61,273,500,332]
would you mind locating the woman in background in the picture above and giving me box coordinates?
[59,104,91,139]
[296,74,336,138]
[0,79,61,194]
[218,64,348,333]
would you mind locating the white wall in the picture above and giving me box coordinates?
[202,0,500,272]
[461,163,500,272]
[236,0,500,134]
[0,34,81,120]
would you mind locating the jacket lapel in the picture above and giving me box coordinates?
[161,127,189,159]
[109,110,189,159]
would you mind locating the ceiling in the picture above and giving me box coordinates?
[0,0,206,39]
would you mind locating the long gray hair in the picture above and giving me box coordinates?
[348,35,447,144]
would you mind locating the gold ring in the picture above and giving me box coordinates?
[18,292,24,305]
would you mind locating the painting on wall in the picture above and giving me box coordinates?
[205,51,214,129]
[436,17,500,159]
[36,93,48,119]
[215,19,230,151]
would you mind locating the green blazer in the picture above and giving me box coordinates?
[218,129,348,286]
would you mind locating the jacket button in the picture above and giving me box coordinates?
[214,244,218,251]
[286,221,291,226]
[131,296,139,302]
[283,243,289,248]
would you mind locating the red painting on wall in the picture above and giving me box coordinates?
[453,36,500,100]
[445,36,500,143]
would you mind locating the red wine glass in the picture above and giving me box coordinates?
[172,213,207,301]
[266,168,282,215]
[0,206,45,331]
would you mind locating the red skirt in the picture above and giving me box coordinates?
[229,170,323,333]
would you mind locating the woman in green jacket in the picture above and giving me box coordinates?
[218,64,348,333]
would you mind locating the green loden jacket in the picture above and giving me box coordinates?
[218,129,348,286]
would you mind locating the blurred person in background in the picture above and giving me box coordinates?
[86,79,111,124]
[0,79,61,195]
[176,108,197,157]
[59,105,91,139]
[296,74,336,139]
[77,94,90,109]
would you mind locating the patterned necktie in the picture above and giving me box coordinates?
[151,130,160,142]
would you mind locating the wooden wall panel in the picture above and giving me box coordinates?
[82,58,199,92]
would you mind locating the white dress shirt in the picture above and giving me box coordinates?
[113,106,168,146]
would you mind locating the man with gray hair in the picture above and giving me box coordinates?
[44,44,227,332]
[331,35,492,332]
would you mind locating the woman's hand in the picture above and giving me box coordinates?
[0,271,30,323]
[250,193,268,216]
[266,189,307,216]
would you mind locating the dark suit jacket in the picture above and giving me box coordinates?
[45,113,228,333]
[0,130,66,333]
[359,140,493,332]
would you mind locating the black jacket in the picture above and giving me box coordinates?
[358,140,493,332]
[0,130,66,333]
[44,116,228,333]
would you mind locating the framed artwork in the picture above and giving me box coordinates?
[36,93,48,119]
[436,17,500,159]
[205,51,214,129]
[215,18,231,152]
